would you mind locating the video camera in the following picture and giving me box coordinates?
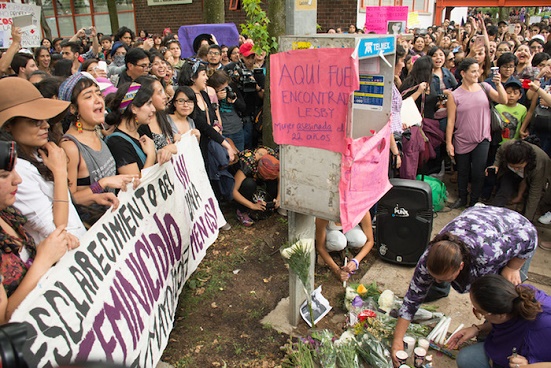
[224,62,265,93]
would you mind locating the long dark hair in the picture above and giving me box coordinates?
[105,82,154,129]
[178,60,207,87]
[134,75,174,142]
[426,232,472,277]
[471,274,542,321]
[400,55,434,94]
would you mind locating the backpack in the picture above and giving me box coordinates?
[416,174,447,212]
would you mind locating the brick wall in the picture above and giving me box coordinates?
[134,0,357,36]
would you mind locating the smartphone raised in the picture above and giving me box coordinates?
[474,35,484,49]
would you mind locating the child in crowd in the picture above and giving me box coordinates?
[495,79,527,142]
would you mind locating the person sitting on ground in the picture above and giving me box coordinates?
[0,141,76,323]
[490,139,551,225]
[315,211,374,282]
[448,274,551,368]
[391,204,537,367]
[232,146,279,227]
[0,78,85,245]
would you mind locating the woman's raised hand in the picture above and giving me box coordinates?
[38,142,68,176]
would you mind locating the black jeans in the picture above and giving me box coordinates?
[492,170,523,208]
[237,177,278,212]
[455,140,490,206]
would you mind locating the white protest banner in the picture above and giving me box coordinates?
[10,133,226,367]
[0,3,41,48]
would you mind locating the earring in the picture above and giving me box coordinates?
[134,115,139,126]
[75,115,83,133]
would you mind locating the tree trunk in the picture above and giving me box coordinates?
[203,0,225,24]
[262,0,285,149]
[108,0,119,34]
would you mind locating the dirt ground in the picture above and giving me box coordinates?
[160,202,383,367]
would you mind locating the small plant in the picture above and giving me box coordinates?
[240,0,278,55]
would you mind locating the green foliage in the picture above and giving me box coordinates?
[240,0,278,55]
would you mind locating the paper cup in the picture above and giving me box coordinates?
[403,335,416,356]
[414,347,427,367]
[417,337,430,351]
[395,350,408,365]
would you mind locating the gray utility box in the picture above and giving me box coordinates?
[279,34,396,221]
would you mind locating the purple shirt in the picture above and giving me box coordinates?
[391,84,403,133]
[399,205,537,321]
[451,83,492,154]
[485,287,551,366]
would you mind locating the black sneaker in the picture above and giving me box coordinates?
[449,198,467,209]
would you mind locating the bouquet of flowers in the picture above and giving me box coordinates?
[281,239,315,326]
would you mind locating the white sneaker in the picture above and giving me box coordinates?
[220,222,232,231]
[538,211,551,225]
[277,208,288,217]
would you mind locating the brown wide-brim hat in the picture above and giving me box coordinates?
[0,77,70,128]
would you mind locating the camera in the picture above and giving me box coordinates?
[437,93,446,101]
[225,62,257,93]
[225,86,236,100]
[84,27,92,36]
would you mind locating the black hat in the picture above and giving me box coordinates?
[498,20,508,26]
[192,34,214,54]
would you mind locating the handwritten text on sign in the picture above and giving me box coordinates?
[270,48,359,153]
[363,6,408,34]
[10,134,225,368]
[0,3,41,48]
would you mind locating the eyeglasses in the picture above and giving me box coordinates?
[447,58,455,61]
[472,306,492,320]
[135,63,151,70]
[208,51,220,56]
[501,65,515,69]
[175,98,194,106]
[497,48,510,52]
[530,45,543,50]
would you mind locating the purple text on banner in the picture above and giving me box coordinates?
[339,122,392,232]
[270,48,359,153]
[364,6,408,34]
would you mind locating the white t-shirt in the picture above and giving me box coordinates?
[13,158,86,244]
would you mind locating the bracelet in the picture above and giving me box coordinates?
[537,87,541,93]
[53,199,69,203]
[90,181,104,194]
[351,258,359,270]
[472,324,481,335]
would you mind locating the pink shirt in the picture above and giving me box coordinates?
[451,82,492,154]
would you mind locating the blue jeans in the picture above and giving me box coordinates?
[243,119,254,150]
[457,342,507,368]
[225,130,245,152]
[455,140,490,205]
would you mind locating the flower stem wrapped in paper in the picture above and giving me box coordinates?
[280,239,315,327]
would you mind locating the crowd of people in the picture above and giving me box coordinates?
[0,9,551,367]
[0,24,279,323]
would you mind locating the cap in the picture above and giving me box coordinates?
[239,42,255,57]
[504,79,522,89]
[110,41,126,57]
[0,77,69,127]
[531,34,545,42]
[497,20,508,26]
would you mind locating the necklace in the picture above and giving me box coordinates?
[81,127,96,132]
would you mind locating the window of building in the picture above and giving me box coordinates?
[31,0,135,38]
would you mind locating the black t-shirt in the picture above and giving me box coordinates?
[105,128,152,172]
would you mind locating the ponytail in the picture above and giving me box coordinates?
[471,275,542,320]
[513,284,542,321]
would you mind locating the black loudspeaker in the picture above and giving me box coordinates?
[376,178,433,266]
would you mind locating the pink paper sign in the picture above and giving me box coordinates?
[339,122,392,233]
[364,6,408,35]
[270,48,359,153]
